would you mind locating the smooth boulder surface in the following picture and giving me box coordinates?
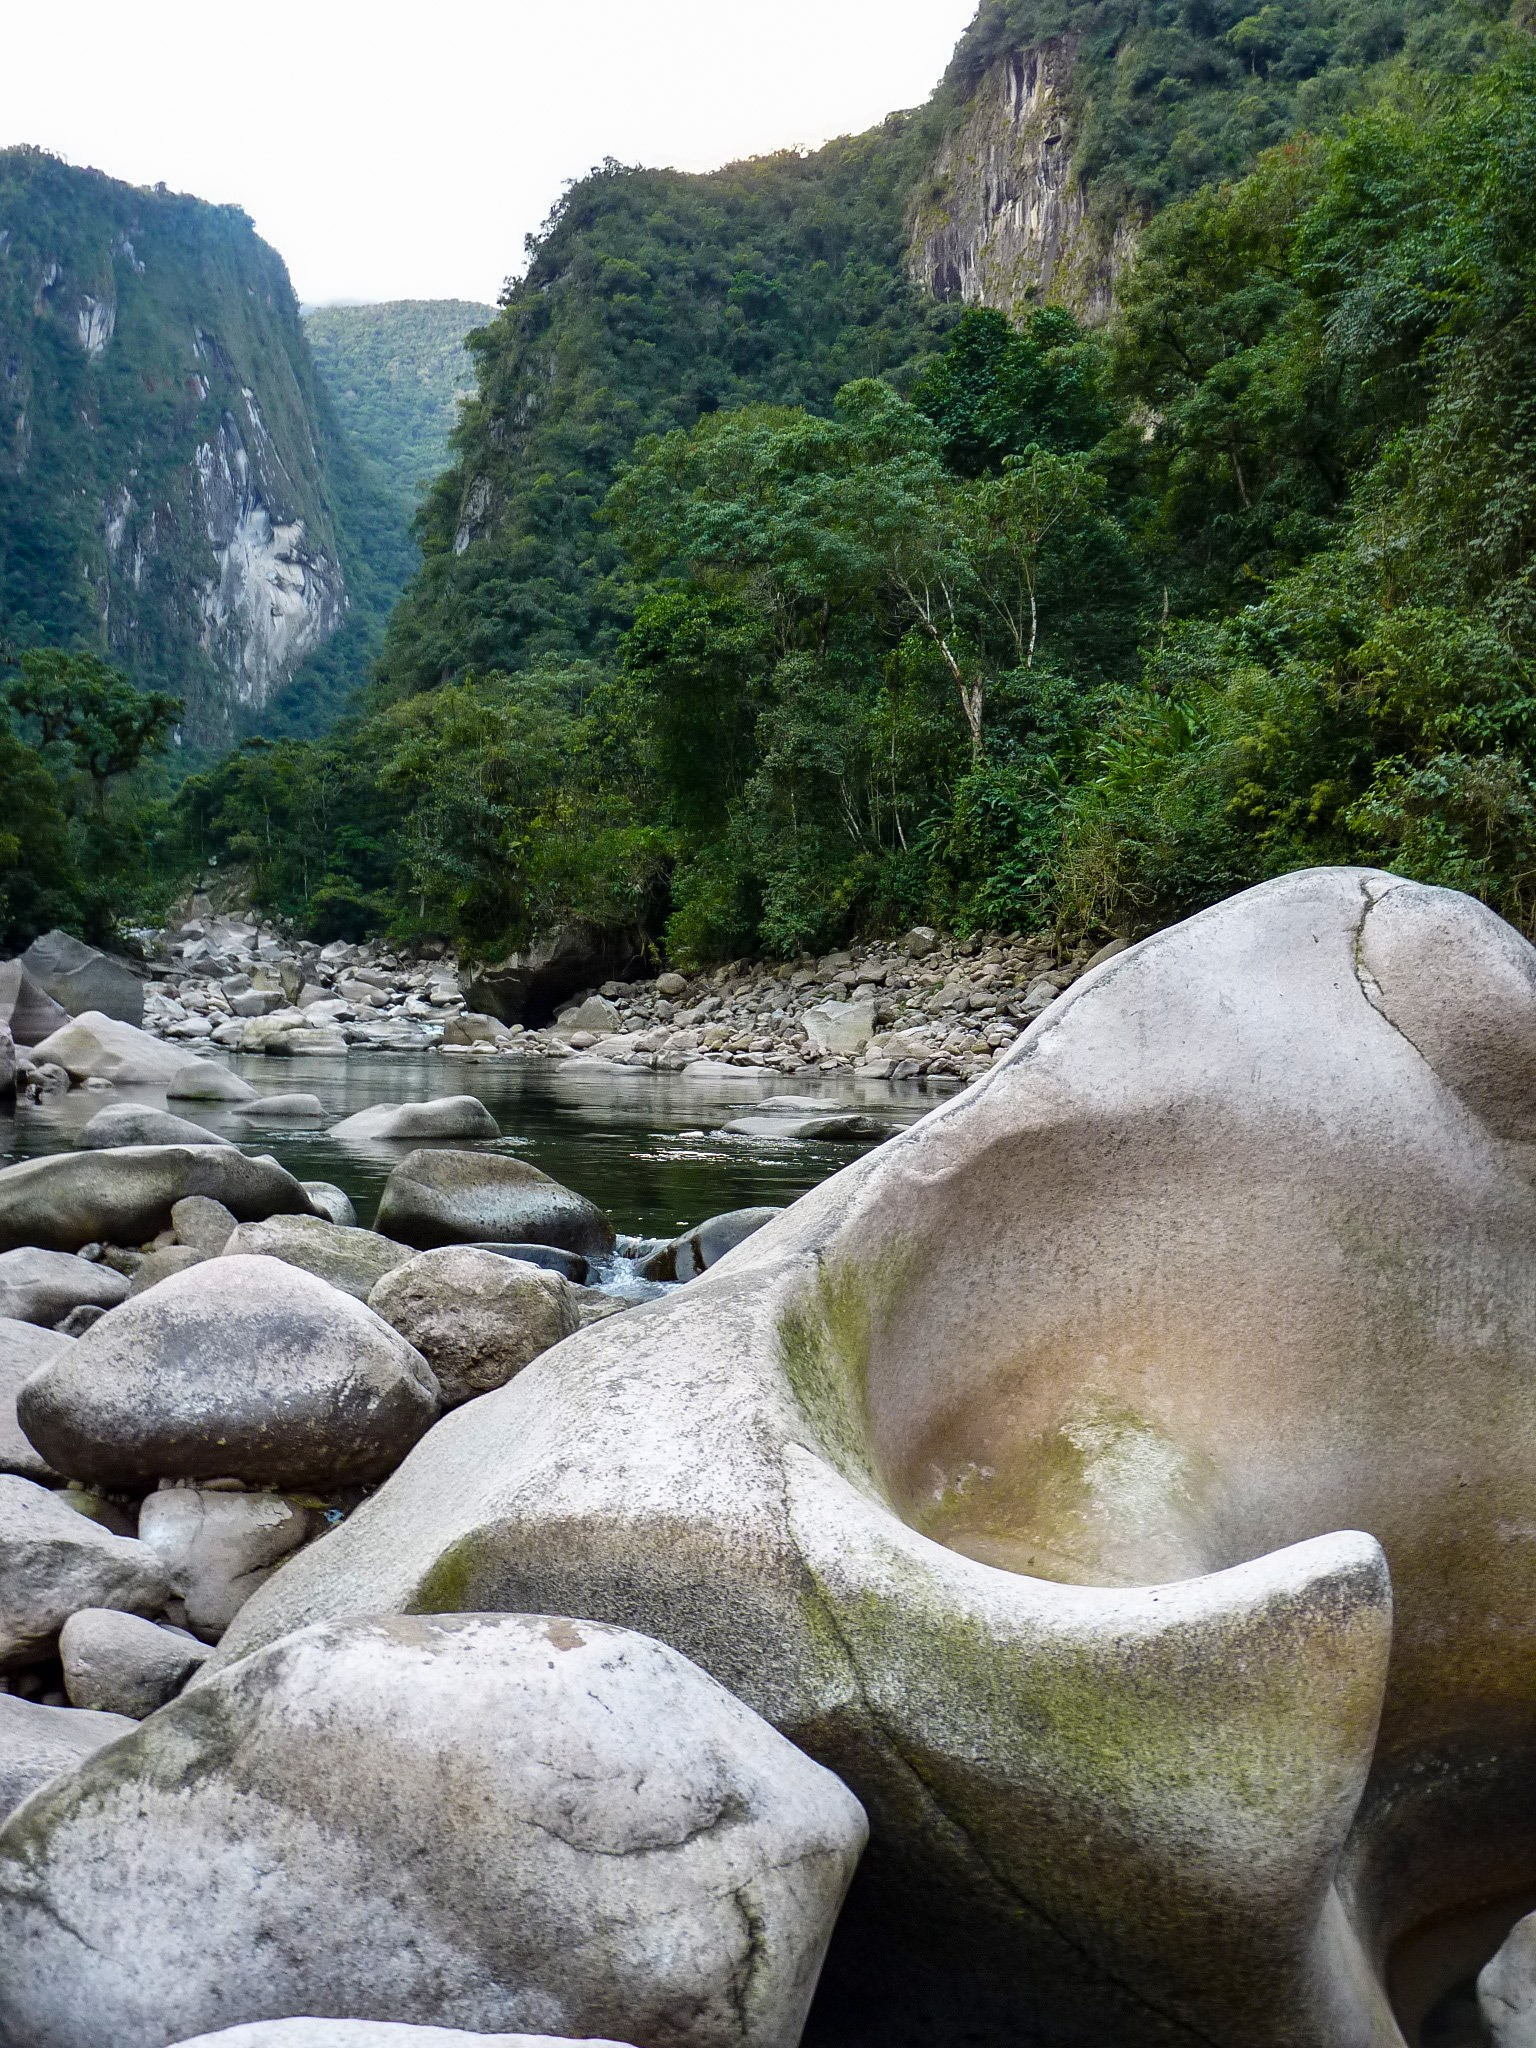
[166,2031,637,2048]
[0,1694,133,1827]
[328,1096,499,1142]
[0,1476,169,1667]
[0,963,69,1047]
[128,1245,209,1295]
[17,1256,440,1490]
[0,1319,71,1479]
[723,1111,894,1142]
[0,1613,865,2048]
[302,1181,356,1227]
[0,1249,128,1327]
[208,870,1536,2048]
[170,1196,237,1256]
[373,1149,614,1256]
[222,1216,414,1303]
[638,1207,784,1284]
[21,931,143,1026]
[30,1012,183,1087]
[234,1093,324,1121]
[1481,1912,1536,2046]
[368,1248,578,1407]
[76,1103,232,1150]
[138,1489,320,1640]
[59,1608,210,1717]
[800,1000,876,1057]
[0,1145,317,1254]
[166,1062,258,1103]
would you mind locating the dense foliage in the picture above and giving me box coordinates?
[0,650,180,948]
[9,5,1536,971]
[946,0,1510,216]
[304,300,495,508]
[373,136,956,698]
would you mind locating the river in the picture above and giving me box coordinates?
[1,1051,955,1244]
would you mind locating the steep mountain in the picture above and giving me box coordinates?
[911,0,1512,316]
[378,0,1515,699]
[0,148,409,743]
[304,299,494,508]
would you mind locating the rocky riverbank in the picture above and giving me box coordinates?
[138,911,1126,1082]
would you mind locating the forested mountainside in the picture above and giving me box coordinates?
[9,0,1536,970]
[304,300,494,510]
[0,149,410,745]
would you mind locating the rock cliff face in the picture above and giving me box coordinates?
[0,149,374,740]
[909,38,1132,323]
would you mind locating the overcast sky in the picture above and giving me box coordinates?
[2,0,979,306]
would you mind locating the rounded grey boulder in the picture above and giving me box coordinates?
[0,1249,128,1327]
[76,1104,233,1150]
[0,1146,318,1254]
[0,1319,71,1479]
[0,1476,170,1668]
[0,1613,866,2048]
[166,1062,258,1103]
[222,1216,414,1303]
[328,1095,499,1142]
[368,1247,579,1407]
[302,1181,356,1227]
[30,1011,177,1084]
[0,1693,133,1827]
[373,1149,614,1255]
[59,1608,210,1717]
[16,1256,440,1490]
[637,1206,784,1284]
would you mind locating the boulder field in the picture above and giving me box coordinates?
[192,868,1536,2048]
[11,869,1536,2046]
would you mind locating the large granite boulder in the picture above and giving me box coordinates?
[21,931,143,1025]
[30,1012,187,1086]
[367,1247,579,1407]
[465,919,648,1027]
[328,1096,499,1142]
[0,1694,133,1828]
[0,1319,72,1479]
[222,1216,414,1302]
[0,1249,129,1326]
[0,1476,169,1667]
[76,1104,232,1150]
[0,1613,866,2048]
[17,1256,440,1490]
[205,870,1536,2048]
[0,1146,317,1254]
[373,1150,614,1256]
[0,961,69,1046]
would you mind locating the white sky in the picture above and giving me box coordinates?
[1,0,979,307]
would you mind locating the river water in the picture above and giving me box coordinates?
[1,1051,955,1244]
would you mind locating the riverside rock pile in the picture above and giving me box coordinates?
[136,909,1123,1083]
[16,873,1536,2048]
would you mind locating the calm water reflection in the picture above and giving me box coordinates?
[0,1052,955,1241]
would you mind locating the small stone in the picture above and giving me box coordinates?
[59,1608,211,1717]
[0,1475,170,1667]
[368,1248,578,1407]
[0,1248,128,1327]
[170,1196,239,1256]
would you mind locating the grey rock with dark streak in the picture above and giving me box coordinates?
[0,1476,170,1667]
[373,1149,613,1256]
